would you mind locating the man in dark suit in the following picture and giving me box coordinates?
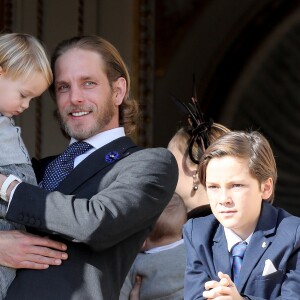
[183,131,300,300]
[0,36,178,299]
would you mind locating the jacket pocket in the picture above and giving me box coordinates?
[253,270,284,298]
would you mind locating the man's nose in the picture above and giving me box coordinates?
[69,85,83,104]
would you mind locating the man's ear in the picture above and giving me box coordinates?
[113,77,127,106]
[261,177,273,200]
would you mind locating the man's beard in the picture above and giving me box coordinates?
[57,101,115,141]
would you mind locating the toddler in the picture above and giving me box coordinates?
[0,32,52,299]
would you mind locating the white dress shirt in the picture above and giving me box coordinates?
[71,127,125,167]
[224,227,253,266]
[224,227,253,252]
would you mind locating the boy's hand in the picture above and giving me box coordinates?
[203,272,244,299]
[129,275,142,300]
[0,230,68,269]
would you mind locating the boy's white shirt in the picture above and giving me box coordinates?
[224,227,278,276]
[224,227,253,252]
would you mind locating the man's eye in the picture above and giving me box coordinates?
[84,81,96,87]
[57,84,69,92]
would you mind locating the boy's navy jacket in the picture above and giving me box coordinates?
[184,201,300,300]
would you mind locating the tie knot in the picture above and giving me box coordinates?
[232,242,247,259]
[64,142,93,157]
[40,141,93,191]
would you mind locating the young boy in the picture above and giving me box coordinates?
[0,32,52,299]
[120,193,187,300]
[183,131,300,299]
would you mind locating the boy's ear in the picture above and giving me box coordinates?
[261,178,273,200]
[0,66,3,75]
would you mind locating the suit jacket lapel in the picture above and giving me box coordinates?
[57,137,140,194]
[213,225,232,276]
[237,202,278,290]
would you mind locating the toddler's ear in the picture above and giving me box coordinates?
[261,178,273,200]
[0,66,3,75]
[140,240,147,251]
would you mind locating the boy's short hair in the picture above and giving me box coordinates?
[0,33,52,85]
[147,193,187,243]
[198,131,277,203]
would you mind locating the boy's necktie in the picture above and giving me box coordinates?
[40,141,93,191]
[232,242,247,283]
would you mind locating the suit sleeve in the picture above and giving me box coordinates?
[6,148,178,251]
[282,243,300,297]
[183,219,211,300]
[241,219,300,300]
[260,221,300,300]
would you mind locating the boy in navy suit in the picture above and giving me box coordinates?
[183,131,300,299]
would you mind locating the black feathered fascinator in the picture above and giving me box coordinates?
[172,77,213,164]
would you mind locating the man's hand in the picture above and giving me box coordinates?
[0,230,68,269]
[203,272,244,300]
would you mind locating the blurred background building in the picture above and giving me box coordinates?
[1,0,300,215]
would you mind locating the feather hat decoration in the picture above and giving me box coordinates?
[172,76,213,164]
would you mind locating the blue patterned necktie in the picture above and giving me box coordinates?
[232,242,247,283]
[41,142,93,191]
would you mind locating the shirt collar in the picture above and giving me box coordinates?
[144,239,184,254]
[224,227,253,252]
[70,127,125,149]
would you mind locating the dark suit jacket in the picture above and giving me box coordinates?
[5,137,178,300]
[183,201,300,300]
